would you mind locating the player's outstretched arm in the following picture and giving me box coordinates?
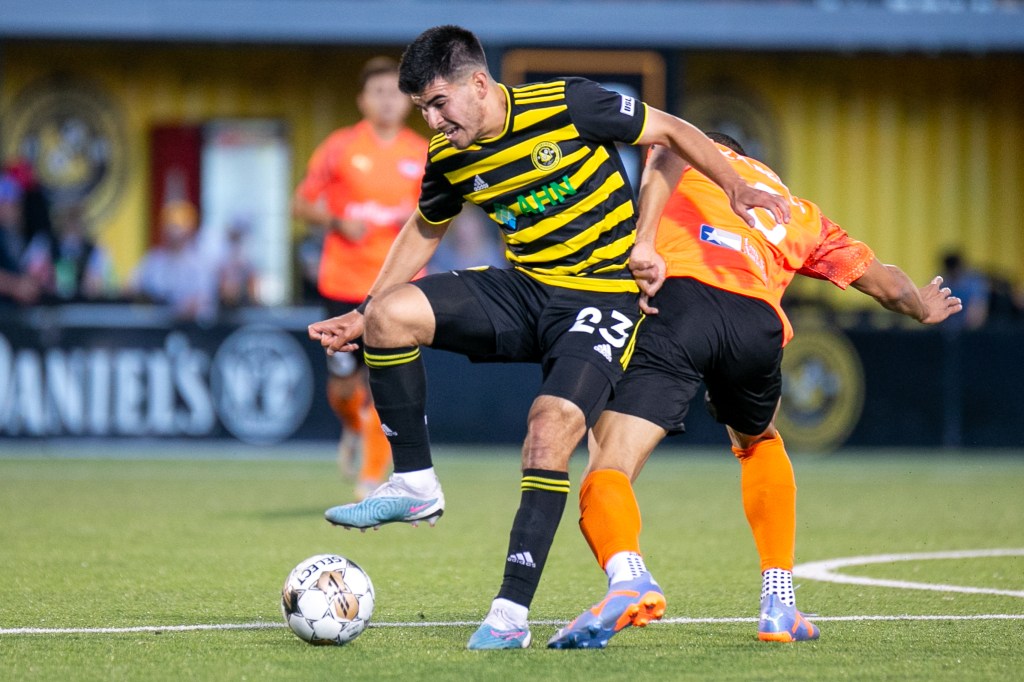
[850,259,963,325]
[636,109,790,227]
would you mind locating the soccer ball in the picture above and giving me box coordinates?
[281,553,375,645]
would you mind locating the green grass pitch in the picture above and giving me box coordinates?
[1,443,1022,680]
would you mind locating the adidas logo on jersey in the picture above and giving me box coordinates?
[593,343,613,362]
[473,175,489,192]
[381,423,398,437]
[507,551,537,568]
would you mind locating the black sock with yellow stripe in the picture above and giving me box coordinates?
[363,345,432,473]
[496,468,570,608]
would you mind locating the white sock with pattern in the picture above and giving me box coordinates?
[761,568,795,607]
[605,551,650,585]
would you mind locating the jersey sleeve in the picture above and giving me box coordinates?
[563,77,648,145]
[417,160,462,224]
[296,135,337,199]
[797,215,875,289]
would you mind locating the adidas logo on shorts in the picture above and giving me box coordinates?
[593,343,612,362]
[381,423,398,437]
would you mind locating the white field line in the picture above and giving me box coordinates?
[4,549,1021,636]
[2,613,1024,635]
[794,548,1024,598]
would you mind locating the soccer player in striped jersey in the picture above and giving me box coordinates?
[308,26,790,649]
[548,133,962,649]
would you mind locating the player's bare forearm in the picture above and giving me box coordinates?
[852,261,962,325]
[364,212,448,300]
[637,109,790,226]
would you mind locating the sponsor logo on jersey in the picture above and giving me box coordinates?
[473,174,489,192]
[531,141,562,171]
[620,95,636,116]
[700,224,742,251]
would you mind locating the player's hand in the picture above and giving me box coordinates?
[330,217,369,242]
[730,183,790,228]
[629,241,666,314]
[308,310,365,355]
[918,275,963,325]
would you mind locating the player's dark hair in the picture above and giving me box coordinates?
[705,131,748,157]
[359,56,400,91]
[398,25,488,95]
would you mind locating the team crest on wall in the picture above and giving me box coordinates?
[3,74,127,222]
[776,323,865,453]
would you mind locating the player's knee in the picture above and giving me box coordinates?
[522,395,586,470]
[729,423,780,457]
[364,286,435,347]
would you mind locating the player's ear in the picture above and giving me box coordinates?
[470,70,490,98]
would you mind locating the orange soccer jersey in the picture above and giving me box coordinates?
[656,144,874,344]
[297,119,427,302]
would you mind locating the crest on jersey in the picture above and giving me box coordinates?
[531,141,562,171]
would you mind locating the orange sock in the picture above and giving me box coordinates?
[328,382,367,433]
[578,469,642,570]
[733,433,796,572]
[359,405,391,484]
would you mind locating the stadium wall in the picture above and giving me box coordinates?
[0,306,1019,450]
[679,52,1024,309]
[1,41,1022,304]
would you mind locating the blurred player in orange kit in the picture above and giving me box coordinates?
[548,133,963,649]
[293,56,428,500]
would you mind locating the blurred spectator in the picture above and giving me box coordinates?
[51,202,117,301]
[19,181,58,293]
[940,250,989,330]
[294,222,325,305]
[0,173,42,306]
[986,270,1024,325]
[429,205,507,274]
[214,218,259,308]
[129,199,216,322]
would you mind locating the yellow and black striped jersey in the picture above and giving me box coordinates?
[418,77,648,293]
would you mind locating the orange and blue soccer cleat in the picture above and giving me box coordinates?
[757,594,820,642]
[547,573,666,649]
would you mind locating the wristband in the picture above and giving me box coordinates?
[356,296,372,315]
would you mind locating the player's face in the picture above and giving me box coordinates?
[358,72,412,129]
[411,73,488,150]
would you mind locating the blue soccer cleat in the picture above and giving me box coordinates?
[547,573,666,649]
[467,623,532,649]
[757,594,820,642]
[324,475,444,530]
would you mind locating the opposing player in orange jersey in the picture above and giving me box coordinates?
[293,57,428,500]
[548,133,962,649]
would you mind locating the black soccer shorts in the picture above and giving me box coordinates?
[414,267,642,422]
[605,277,784,436]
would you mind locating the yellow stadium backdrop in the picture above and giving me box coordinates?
[2,42,1022,307]
[681,52,1024,312]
